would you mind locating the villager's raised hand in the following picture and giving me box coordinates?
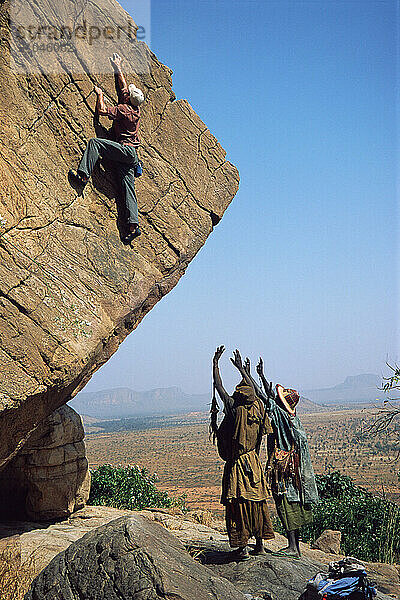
[230,349,243,371]
[257,358,274,397]
[244,357,251,375]
[256,357,264,377]
[267,380,274,398]
[94,86,103,96]
[213,345,225,365]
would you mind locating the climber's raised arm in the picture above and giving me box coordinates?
[110,53,129,101]
[213,346,232,411]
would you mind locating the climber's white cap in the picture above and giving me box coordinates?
[129,83,145,106]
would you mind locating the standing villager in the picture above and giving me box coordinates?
[69,53,144,244]
[230,351,318,558]
[211,346,275,561]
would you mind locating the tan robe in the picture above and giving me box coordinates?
[219,384,275,546]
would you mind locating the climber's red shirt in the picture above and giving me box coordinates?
[106,88,140,148]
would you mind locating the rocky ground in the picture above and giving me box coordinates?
[0,505,398,599]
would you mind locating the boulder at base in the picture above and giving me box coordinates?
[0,406,90,520]
[24,515,246,600]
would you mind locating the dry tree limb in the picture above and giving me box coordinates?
[366,363,400,460]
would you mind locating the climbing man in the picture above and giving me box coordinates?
[69,53,144,244]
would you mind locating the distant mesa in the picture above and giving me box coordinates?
[69,385,325,419]
[304,373,384,406]
[69,374,385,421]
[68,386,211,419]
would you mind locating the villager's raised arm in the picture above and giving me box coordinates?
[244,357,251,375]
[231,350,269,405]
[212,346,232,408]
[256,357,275,400]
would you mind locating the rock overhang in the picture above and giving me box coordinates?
[0,0,239,467]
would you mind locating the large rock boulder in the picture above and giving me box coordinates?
[24,515,247,600]
[311,529,342,555]
[0,405,90,520]
[0,0,239,469]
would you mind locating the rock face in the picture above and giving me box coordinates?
[1,507,397,599]
[0,0,239,469]
[25,515,247,600]
[311,529,342,555]
[0,405,90,520]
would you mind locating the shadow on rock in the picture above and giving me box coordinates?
[89,118,131,242]
[188,542,275,566]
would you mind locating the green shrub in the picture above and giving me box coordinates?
[89,464,186,511]
[294,472,400,563]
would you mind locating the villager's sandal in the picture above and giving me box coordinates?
[271,551,301,560]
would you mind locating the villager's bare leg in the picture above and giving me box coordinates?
[285,530,300,556]
[275,530,300,556]
[253,537,266,555]
[294,528,301,555]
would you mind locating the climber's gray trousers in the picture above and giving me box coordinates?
[78,138,139,225]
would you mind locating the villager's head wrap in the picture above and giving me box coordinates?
[276,384,299,414]
[232,379,257,406]
[129,83,145,106]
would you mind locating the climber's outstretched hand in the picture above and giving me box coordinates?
[110,53,123,70]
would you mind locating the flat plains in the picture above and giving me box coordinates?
[85,408,400,513]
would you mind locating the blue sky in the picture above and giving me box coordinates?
[84,0,398,395]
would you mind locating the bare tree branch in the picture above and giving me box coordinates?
[367,364,400,461]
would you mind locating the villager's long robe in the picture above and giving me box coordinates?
[219,383,275,547]
[265,391,318,531]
